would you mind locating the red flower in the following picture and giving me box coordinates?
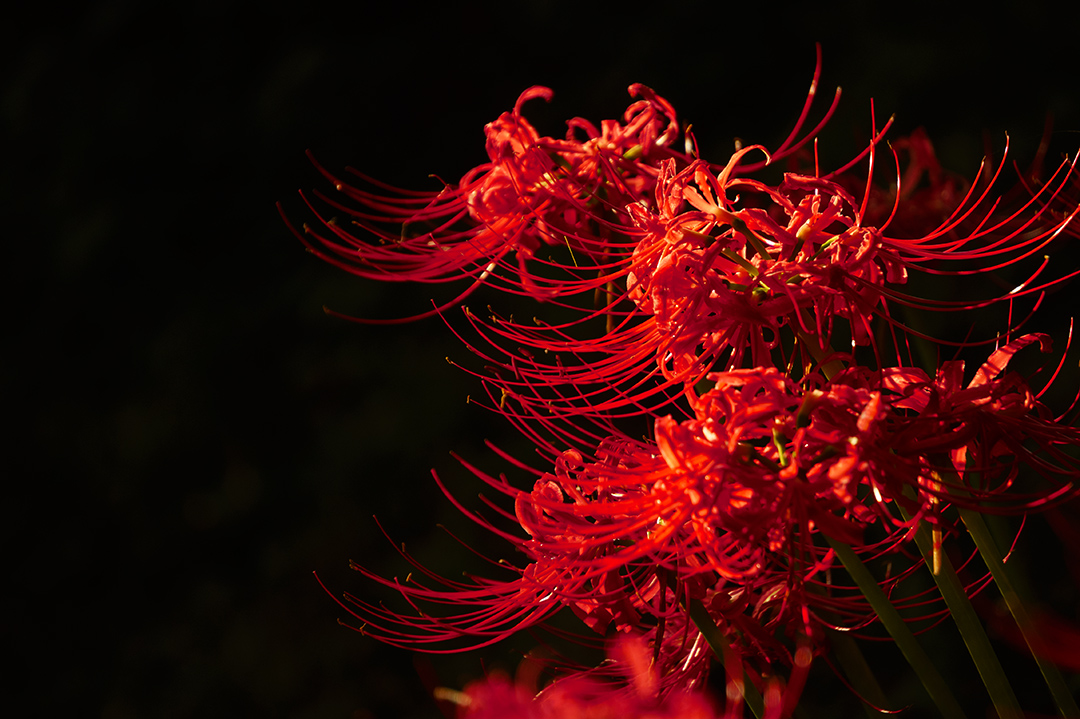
[868,333,1080,513]
[452,636,724,719]
[464,133,1079,422]
[298,48,1080,718]
[327,368,891,679]
[624,160,906,374]
[283,84,683,320]
[329,336,1080,681]
[283,49,854,330]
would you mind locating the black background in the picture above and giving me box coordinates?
[7,1,1080,717]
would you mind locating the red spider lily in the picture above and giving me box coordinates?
[283,48,846,325]
[282,84,683,321]
[286,47,1080,428]
[456,133,1080,423]
[624,158,907,373]
[866,333,1080,513]
[320,373,861,674]
[321,380,844,687]
[296,49,1080,719]
[326,338,1079,680]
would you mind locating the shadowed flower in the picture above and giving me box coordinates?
[840,126,969,238]
[865,333,1080,513]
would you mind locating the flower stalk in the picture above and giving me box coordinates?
[960,508,1080,718]
[898,499,1022,719]
[826,537,968,719]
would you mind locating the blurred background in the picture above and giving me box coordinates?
[6,1,1080,717]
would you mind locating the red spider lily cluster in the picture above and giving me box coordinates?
[288,50,1080,716]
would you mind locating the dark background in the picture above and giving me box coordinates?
[6,1,1080,717]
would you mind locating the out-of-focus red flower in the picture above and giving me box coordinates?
[451,635,724,719]
[988,607,1080,674]
[838,127,969,239]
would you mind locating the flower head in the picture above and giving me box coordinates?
[284,84,684,319]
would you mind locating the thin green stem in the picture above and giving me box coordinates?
[898,503,1022,719]
[826,537,967,719]
[827,629,893,718]
[960,509,1080,719]
[794,328,845,380]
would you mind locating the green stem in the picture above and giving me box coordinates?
[794,328,845,380]
[898,503,1022,719]
[960,509,1080,719]
[827,629,893,718]
[826,536,968,719]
